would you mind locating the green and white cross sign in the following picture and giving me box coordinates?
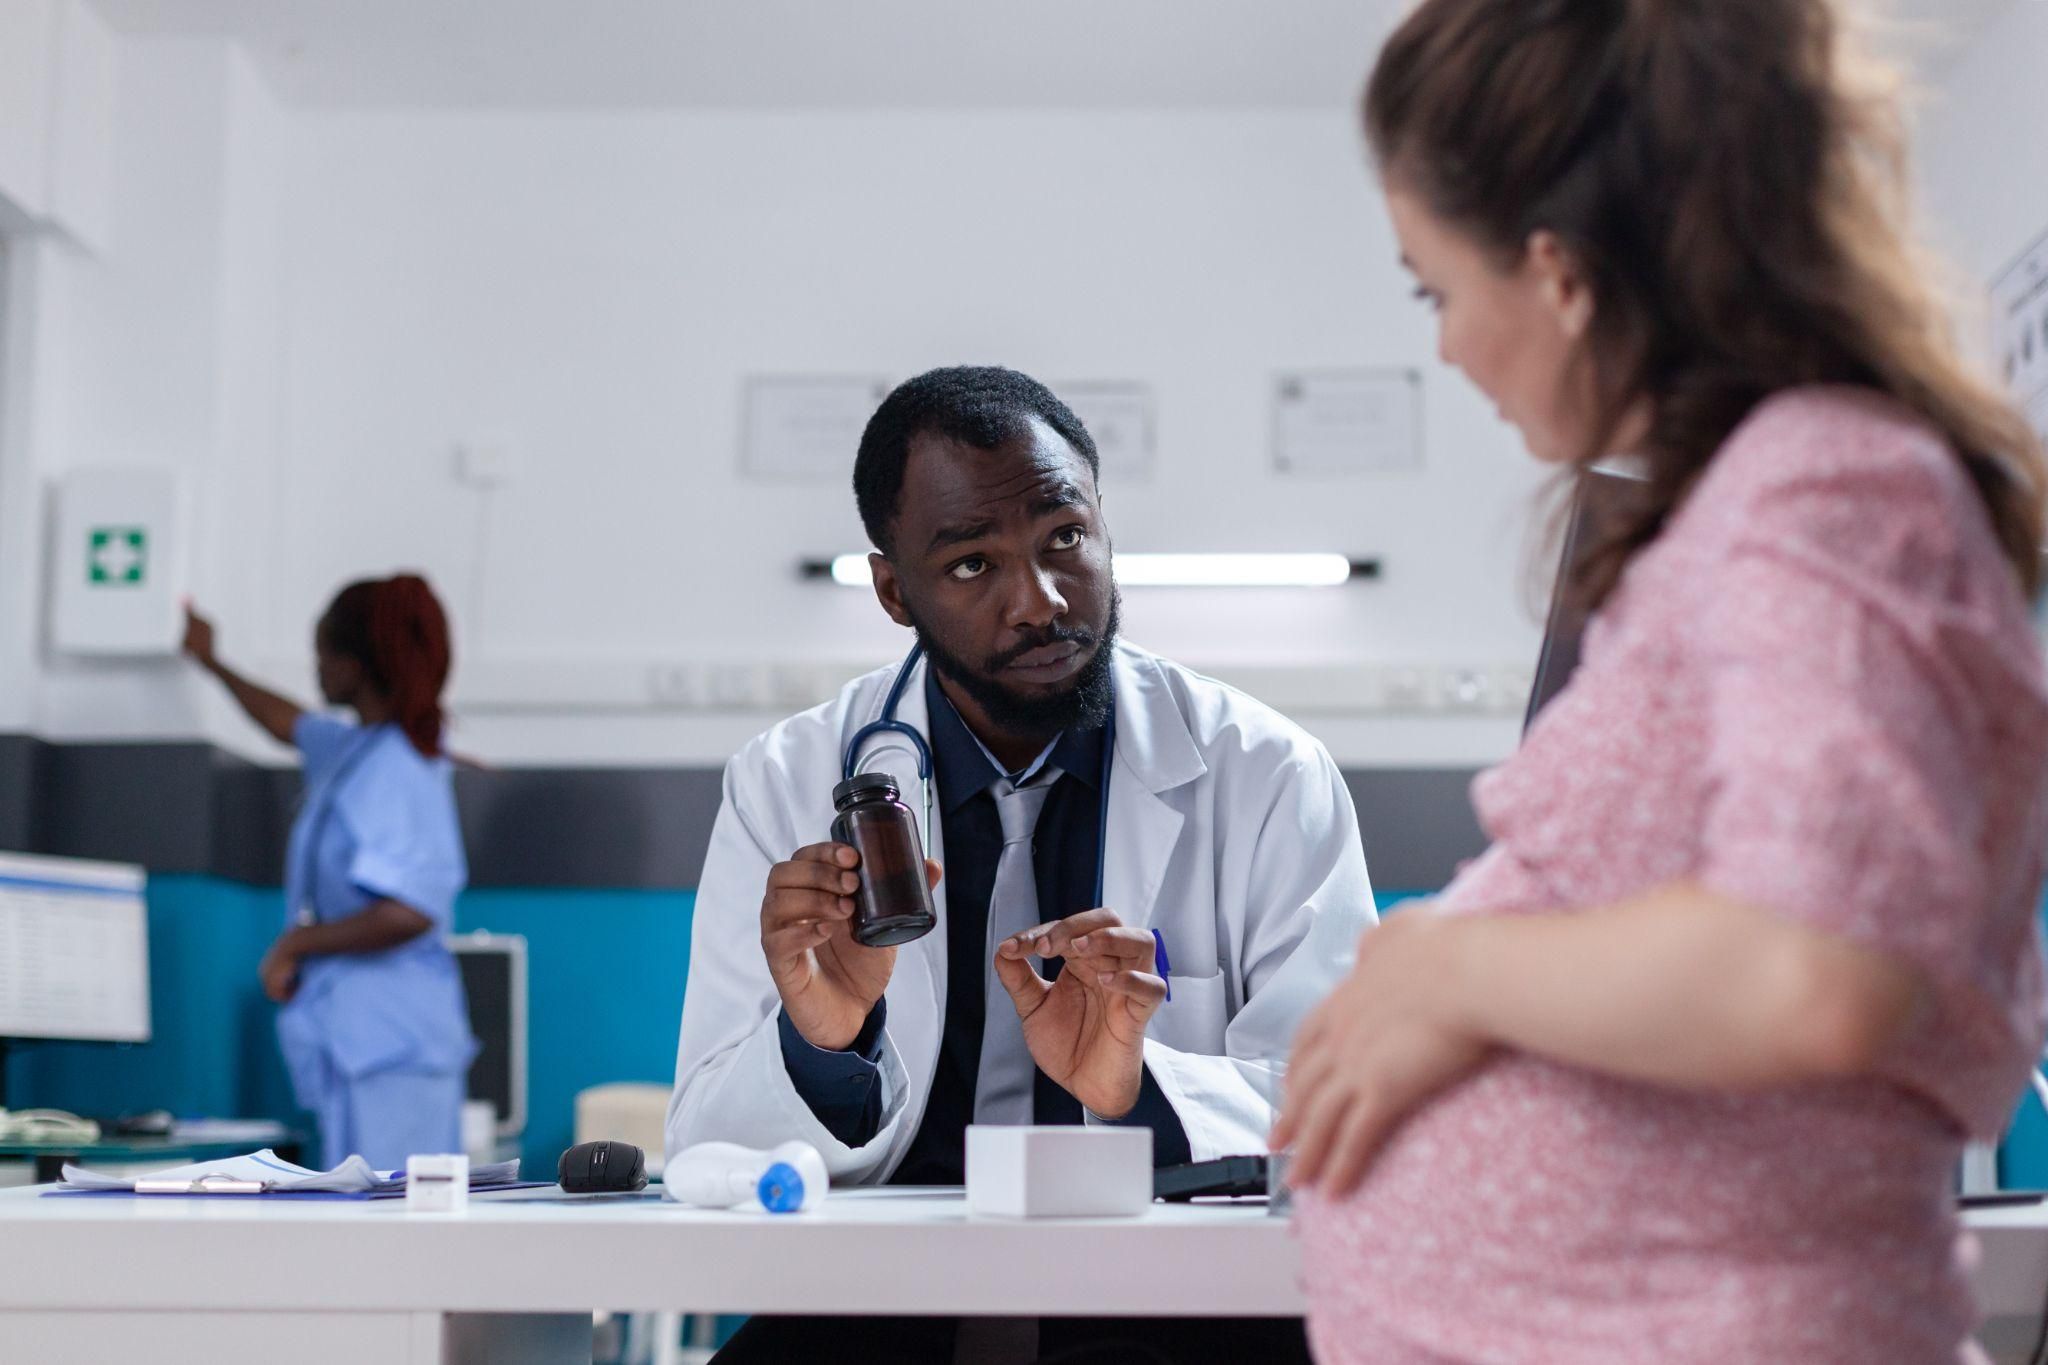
[87,527,148,587]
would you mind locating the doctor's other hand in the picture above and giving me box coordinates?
[180,602,218,669]
[995,908,1166,1120]
[1270,909,1490,1200]
[258,935,302,1004]
[761,843,941,1052]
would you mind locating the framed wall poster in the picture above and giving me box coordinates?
[1272,369,1422,476]
[742,375,892,482]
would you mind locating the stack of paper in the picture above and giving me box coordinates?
[55,1148,526,1197]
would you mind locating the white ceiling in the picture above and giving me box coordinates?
[86,0,2020,110]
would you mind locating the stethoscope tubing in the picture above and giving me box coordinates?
[843,644,1114,908]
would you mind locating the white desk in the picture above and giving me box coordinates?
[3,1184,2045,1365]
[0,1184,1295,1365]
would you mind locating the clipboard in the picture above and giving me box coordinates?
[133,1174,268,1194]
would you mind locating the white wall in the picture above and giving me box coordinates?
[34,38,240,743]
[15,9,2041,770]
[45,0,115,253]
[0,36,295,750]
[1917,2,2048,290]
[0,0,58,224]
[0,239,51,732]
[213,107,1547,766]
[6,40,1562,770]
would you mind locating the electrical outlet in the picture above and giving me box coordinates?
[453,442,518,489]
[1439,668,1491,711]
[704,663,764,709]
[646,663,700,707]
[1381,668,1430,712]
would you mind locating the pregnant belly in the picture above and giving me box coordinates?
[1292,1057,1968,1362]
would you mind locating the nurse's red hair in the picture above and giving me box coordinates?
[319,575,453,758]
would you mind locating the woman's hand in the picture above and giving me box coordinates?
[177,601,305,744]
[259,936,302,1003]
[180,601,218,670]
[1271,907,1492,1198]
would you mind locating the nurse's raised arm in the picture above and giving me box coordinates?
[181,601,304,746]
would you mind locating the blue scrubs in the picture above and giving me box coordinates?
[278,714,475,1170]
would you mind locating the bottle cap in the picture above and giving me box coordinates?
[833,772,900,807]
[757,1162,807,1214]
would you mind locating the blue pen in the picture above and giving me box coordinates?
[1151,928,1172,1002]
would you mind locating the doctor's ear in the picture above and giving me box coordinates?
[870,553,913,629]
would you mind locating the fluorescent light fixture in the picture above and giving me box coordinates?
[811,553,1373,588]
[1114,553,1353,587]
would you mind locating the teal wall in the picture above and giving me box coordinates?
[4,877,301,1128]
[9,877,2048,1188]
[4,876,693,1178]
[455,886,694,1174]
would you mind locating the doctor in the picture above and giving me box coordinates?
[671,366,1375,1363]
[183,576,474,1171]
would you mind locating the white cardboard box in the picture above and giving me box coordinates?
[405,1153,469,1214]
[964,1126,1151,1219]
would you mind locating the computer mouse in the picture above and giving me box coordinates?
[558,1139,648,1193]
[112,1108,175,1137]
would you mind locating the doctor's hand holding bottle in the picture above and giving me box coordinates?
[760,844,1168,1118]
[760,843,941,1052]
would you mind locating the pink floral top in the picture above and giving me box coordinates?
[1299,388,2048,1363]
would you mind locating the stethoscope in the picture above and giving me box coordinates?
[843,644,1116,909]
[290,726,388,927]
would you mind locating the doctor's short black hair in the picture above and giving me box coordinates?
[854,366,1099,556]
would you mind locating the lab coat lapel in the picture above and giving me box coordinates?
[1100,645,1205,931]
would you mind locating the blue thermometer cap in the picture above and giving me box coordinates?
[757,1162,806,1214]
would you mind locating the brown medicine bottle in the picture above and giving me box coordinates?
[830,773,937,948]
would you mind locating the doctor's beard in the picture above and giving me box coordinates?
[908,588,1120,741]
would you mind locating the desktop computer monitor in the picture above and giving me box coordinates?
[450,931,527,1141]
[1524,465,1648,732]
[0,851,150,1048]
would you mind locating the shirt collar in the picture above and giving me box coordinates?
[924,667,1108,813]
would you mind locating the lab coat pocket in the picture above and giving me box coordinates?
[1150,970,1228,1054]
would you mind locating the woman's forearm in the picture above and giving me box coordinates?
[205,658,304,746]
[282,899,434,959]
[1441,883,1926,1089]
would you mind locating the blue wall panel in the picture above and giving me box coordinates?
[4,876,299,1126]
[453,887,694,1174]
[5,877,694,1179]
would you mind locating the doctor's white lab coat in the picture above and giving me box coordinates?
[667,642,1377,1180]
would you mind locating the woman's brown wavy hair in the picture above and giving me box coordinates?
[1365,0,2046,607]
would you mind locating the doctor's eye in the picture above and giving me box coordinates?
[1048,526,1086,551]
[947,557,989,582]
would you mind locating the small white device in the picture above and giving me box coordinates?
[661,1140,826,1214]
[406,1153,469,1213]
[965,1126,1151,1219]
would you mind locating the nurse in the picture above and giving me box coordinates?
[182,575,475,1170]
